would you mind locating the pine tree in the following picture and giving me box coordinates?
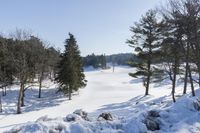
[127,10,162,95]
[56,33,86,100]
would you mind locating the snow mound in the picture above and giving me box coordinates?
[5,90,200,133]
[5,110,123,133]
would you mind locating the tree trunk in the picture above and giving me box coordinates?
[5,86,6,96]
[172,75,176,102]
[38,71,44,98]
[0,95,2,113]
[145,60,151,95]
[17,82,24,114]
[145,43,152,96]
[188,65,195,96]
[69,87,72,100]
[38,80,42,98]
[172,57,178,103]
[183,43,189,94]
[2,87,5,96]
[183,64,188,94]
[21,84,25,107]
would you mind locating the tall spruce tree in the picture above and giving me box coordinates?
[127,10,162,95]
[56,33,86,100]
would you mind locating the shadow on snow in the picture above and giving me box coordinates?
[0,86,66,115]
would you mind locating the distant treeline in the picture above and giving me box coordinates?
[83,53,138,68]
[83,54,107,69]
[106,53,138,65]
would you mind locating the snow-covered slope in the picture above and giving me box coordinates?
[4,88,200,133]
[1,66,200,132]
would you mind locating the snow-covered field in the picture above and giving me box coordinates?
[1,66,200,132]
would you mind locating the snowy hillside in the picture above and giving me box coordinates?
[1,66,200,132]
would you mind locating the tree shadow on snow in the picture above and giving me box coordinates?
[93,94,173,119]
[95,95,151,116]
[129,78,143,84]
[0,87,66,115]
[153,76,197,88]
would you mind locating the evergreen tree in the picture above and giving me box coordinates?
[56,33,86,100]
[127,10,162,95]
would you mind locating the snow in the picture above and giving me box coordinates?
[1,66,200,132]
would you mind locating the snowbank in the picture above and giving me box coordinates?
[5,89,200,133]
[2,67,200,133]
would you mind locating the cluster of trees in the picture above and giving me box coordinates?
[127,0,200,102]
[83,54,107,69]
[0,30,87,114]
[0,31,87,114]
[0,30,60,113]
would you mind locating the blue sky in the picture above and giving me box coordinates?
[0,0,162,56]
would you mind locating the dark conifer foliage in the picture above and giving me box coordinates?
[83,53,135,68]
[83,54,107,69]
[56,33,86,100]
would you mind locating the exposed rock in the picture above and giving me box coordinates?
[148,110,160,117]
[98,112,113,121]
[145,118,160,131]
[193,99,200,111]
[73,109,89,121]
[145,110,160,131]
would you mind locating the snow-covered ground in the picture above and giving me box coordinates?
[1,66,200,132]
